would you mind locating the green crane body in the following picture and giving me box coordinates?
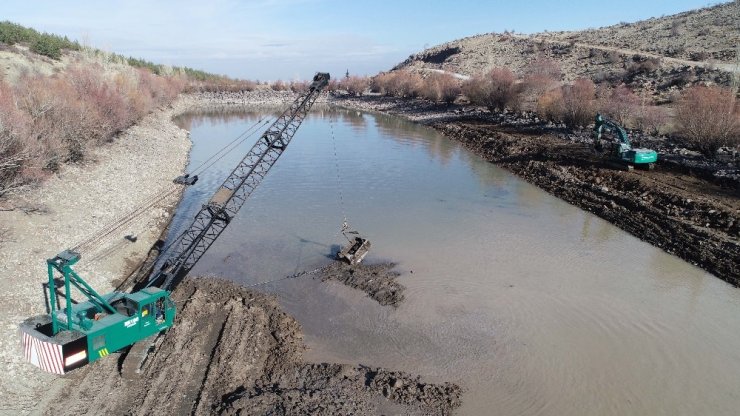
[19,250,175,374]
[593,113,658,169]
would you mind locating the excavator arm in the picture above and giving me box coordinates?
[146,72,330,290]
[594,113,631,150]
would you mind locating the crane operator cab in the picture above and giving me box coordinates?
[19,250,175,374]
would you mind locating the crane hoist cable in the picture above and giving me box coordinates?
[329,116,348,230]
[70,116,273,256]
[189,117,272,176]
[329,114,364,244]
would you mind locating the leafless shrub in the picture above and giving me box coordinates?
[289,80,309,93]
[340,76,369,96]
[606,50,621,64]
[689,51,711,62]
[537,88,564,122]
[598,85,640,125]
[529,56,562,81]
[676,85,739,156]
[462,68,522,112]
[270,80,288,91]
[632,105,668,135]
[626,57,660,77]
[0,64,184,196]
[522,56,561,108]
[418,73,460,104]
[371,71,423,98]
[562,78,597,128]
[537,78,596,128]
[325,79,339,93]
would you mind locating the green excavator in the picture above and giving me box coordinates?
[593,113,658,171]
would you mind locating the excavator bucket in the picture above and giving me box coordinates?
[337,236,371,266]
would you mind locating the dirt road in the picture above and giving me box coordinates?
[517,34,738,73]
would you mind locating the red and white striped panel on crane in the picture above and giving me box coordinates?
[21,331,64,375]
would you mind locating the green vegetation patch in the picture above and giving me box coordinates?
[0,21,80,59]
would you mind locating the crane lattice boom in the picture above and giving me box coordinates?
[148,72,330,290]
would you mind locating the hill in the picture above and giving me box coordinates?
[394,2,739,102]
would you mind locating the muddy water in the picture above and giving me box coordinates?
[174,108,740,415]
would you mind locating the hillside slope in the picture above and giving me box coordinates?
[395,2,738,101]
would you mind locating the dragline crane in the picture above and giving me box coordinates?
[19,72,330,374]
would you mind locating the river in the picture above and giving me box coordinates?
[173,107,740,416]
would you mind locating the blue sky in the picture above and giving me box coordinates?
[2,0,727,81]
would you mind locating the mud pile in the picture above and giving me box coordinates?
[320,261,405,307]
[43,277,459,415]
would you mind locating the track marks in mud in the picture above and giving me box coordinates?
[44,277,460,416]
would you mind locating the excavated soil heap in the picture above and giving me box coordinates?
[320,261,405,307]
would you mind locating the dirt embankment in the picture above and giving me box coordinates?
[44,278,461,416]
[332,95,740,286]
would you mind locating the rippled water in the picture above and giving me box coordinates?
[174,107,740,415]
